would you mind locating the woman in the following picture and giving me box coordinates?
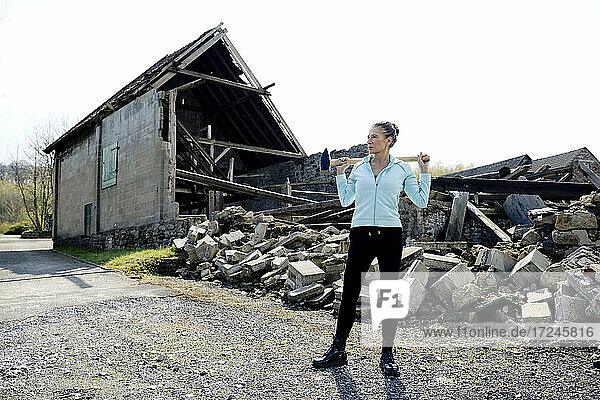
[312,121,431,376]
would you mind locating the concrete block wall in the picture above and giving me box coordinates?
[55,127,99,237]
[99,89,177,231]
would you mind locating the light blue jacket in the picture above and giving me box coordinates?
[336,154,431,228]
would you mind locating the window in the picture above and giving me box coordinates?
[84,203,93,236]
[101,142,118,189]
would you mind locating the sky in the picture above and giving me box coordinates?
[0,0,599,168]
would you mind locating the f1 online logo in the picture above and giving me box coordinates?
[369,279,411,331]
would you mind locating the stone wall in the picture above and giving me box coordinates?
[54,216,207,250]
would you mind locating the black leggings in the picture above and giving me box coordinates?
[335,226,404,348]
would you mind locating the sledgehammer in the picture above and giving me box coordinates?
[319,148,430,174]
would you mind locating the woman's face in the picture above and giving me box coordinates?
[367,127,391,154]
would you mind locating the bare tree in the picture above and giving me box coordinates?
[9,116,73,232]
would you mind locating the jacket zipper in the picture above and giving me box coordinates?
[370,158,395,225]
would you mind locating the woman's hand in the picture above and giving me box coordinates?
[417,152,430,174]
[336,157,352,175]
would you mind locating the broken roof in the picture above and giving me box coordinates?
[44,23,306,170]
[443,147,598,179]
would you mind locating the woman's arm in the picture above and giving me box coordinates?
[404,152,431,208]
[336,157,357,207]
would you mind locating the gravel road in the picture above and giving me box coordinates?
[1,274,600,400]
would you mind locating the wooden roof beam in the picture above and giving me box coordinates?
[170,68,270,96]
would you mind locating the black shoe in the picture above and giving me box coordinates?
[380,348,400,376]
[312,336,347,368]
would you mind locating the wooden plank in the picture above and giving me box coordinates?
[176,169,315,205]
[261,199,342,216]
[227,157,235,182]
[466,201,512,243]
[503,164,531,180]
[149,25,227,90]
[171,78,204,92]
[431,177,594,199]
[174,123,304,159]
[445,191,468,241]
[526,165,572,180]
[215,147,231,163]
[176,120,228,179]
[292,189,337,198]
[577,161,600,189]
[170,68,270,96]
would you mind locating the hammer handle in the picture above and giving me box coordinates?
[330,155,429,167]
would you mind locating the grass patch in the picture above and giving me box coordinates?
[55,246,177,275]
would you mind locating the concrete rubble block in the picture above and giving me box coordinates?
[322,243,340,255]
[195,262,211,272]
[307,243,325,253]
[287,282,325,303]
[585,292,600,320]
[276,231,314,249]
[225,249,248,263]
[520,229,542,246]
[240,249,262,265]
[322,263,346,274]
[474,271,499,293]
[559,246,600,269]
[184,243,199,262]
[555,210,598,231]
[521,302,552,322]
[219,263,243,277]
[207,220,219,237]
[187,226,207,245]
[252,213,274,225]
[557,280,577,297]
[254,239,276,253]
[261,267,286,282]
[245,258,268,273]
[527,288,553,303]
[555,294,587,322]
[509,249,551,286]
[288,260,325,289]
[539,267,568,292]
[173,238,188,250]
[218,230,246,248]
[452,283,482,310]
[267,245,288,257]
[566,269,600,303]
[405,277,427,314]
[321,226,340,235]
[477,248,517,272]
[306,287,334,307]
[429,263,476,306]
[324,233,350,243]
[271,256,290,270]
[552,229,591,246]
[322,254,347,266]
[251,222,269,245]
[589,264,600,283]
[403,259,429,289]
[194,235,219,262]
[422,253,462,271]
[401,247,424,268]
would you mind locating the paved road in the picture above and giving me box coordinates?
[0,235,172,322]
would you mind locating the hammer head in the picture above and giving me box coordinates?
[320,148,331,174]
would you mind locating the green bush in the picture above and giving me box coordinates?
[3,222,33,235]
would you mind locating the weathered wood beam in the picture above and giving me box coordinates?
[261,199,341,216]
[445,191,468,241]
[466,201,512,243]
[176,121,303,159]
[526,165,573,180]
[215,147,231,163]
[503,164,531,180]
[292,189,338,198]
[176,120,228,179]
[170,68,270,96]
[577,161,600,189]
[431,177,594,199]
[148,25,227,91]
[176,169,315,205]
[172,78,204,92]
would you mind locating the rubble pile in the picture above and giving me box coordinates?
[173,206,349,309]
[172,193,600,324]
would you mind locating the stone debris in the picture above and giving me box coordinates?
[171,198,600,324]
